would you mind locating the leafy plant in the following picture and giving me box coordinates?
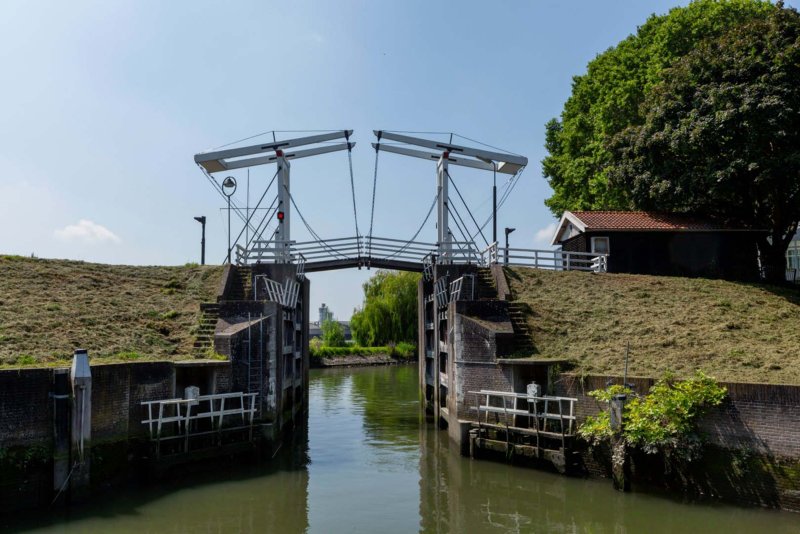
[579,372,727,460]
[14,354,36,366]
[321,319,346,347]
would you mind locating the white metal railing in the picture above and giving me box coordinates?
[493,246,608,273]
[469,389,578,437]
[296,252,306,280]
[141,392,258,454]
[435,277,449,308]
[254,275,300,308]
[482,242,499,265]
[422,253,435,281]
[235,235,483,267]
[449,274,475,303]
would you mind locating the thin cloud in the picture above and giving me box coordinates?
[534,222,558,245]
[54,219,121,244]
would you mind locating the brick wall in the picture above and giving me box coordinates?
[451,312,515,420]
[556,373,800,511]
[0,369,52,449]
[555,374,800,458]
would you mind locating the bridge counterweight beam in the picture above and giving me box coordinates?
[276,153,291,263]
[437,153,451,263]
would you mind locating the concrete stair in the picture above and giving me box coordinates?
[192,303,220,358]
[507,302,536,356]
[475,268,498,300]
[228,266,253,301]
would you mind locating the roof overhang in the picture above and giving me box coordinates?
[550,211,586,246]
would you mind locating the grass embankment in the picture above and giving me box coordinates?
[505,267,800,385]
[0,256,222,367]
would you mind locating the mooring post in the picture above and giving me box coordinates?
[610,393,630,491]
[52,369,70,503]
[70,349,92,499]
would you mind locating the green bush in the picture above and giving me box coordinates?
[579,372,727,460]
[321,319,346,347]
[310,346,388,358]
[14,354,36,366]
[391,342,416,359]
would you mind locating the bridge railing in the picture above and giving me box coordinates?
[364,236,437,263]
[236,236,485,268]
[438,241,481,265]
[501,247,608,272]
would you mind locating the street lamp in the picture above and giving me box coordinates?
[504,227,516,265]
[193,216,206,265]
[222,176,237,264]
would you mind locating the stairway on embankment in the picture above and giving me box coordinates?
[507,301,536,356]
[476,267,536,356]
[227,266,253,301]
[192,303,220,357]
[475,268,499,300]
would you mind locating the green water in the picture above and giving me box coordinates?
[5,365,798,533]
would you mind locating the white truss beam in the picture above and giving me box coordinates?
[371,143,495,172]
[195,130,353,173]
[374,130,527,174]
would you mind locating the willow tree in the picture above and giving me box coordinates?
[350,270,420,347]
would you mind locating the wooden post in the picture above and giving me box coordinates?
[610,394,630,491]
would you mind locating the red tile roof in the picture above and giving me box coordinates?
[570,211,733,231]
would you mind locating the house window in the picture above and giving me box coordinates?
[788,248,800,270]
[591,236,610,255]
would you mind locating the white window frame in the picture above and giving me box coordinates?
[590,236,610,255]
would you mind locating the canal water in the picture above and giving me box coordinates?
[6,365,798,533]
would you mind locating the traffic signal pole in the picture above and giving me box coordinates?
[275,151,291,263]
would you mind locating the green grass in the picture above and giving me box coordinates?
[505,267,800,385]
[0,256,222,367]
[310,343,416,359]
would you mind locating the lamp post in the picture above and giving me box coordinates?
[193,216,206,265]
[493,163,497,246]
[222,176,237,264]
[504,227,516,265]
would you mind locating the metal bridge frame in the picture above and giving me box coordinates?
[372,131,528,264]
[195,130,355,264]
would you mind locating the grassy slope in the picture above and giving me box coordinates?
[505,267,800,385]
[0,256,222,366]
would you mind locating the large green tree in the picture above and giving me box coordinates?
[542,0,776,214]
[610,4,800,282]
[350,270,420,347]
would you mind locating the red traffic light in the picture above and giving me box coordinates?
[277,211,285,222]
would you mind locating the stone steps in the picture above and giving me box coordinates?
[228,266,253,301]
[192,304,220,358]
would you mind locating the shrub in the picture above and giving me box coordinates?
[579,372,727,461]
[321,319,346,347]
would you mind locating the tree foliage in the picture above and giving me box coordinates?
[579,372,727,460]
[542,0,776,215]
[321,319,346,347]
[350,270,420,347]
[610,4,800,281]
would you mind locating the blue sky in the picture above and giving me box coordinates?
[2,1,795,318]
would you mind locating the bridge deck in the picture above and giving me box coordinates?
[304,257,424,272]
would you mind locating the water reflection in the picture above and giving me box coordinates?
[5,365,798,533]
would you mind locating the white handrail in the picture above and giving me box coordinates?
[141,392,258,440]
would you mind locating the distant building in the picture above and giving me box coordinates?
[318,303,333,325]
[551,210,764,281]
[309,320,352,341]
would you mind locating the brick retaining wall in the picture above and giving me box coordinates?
[556,373,800,511]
